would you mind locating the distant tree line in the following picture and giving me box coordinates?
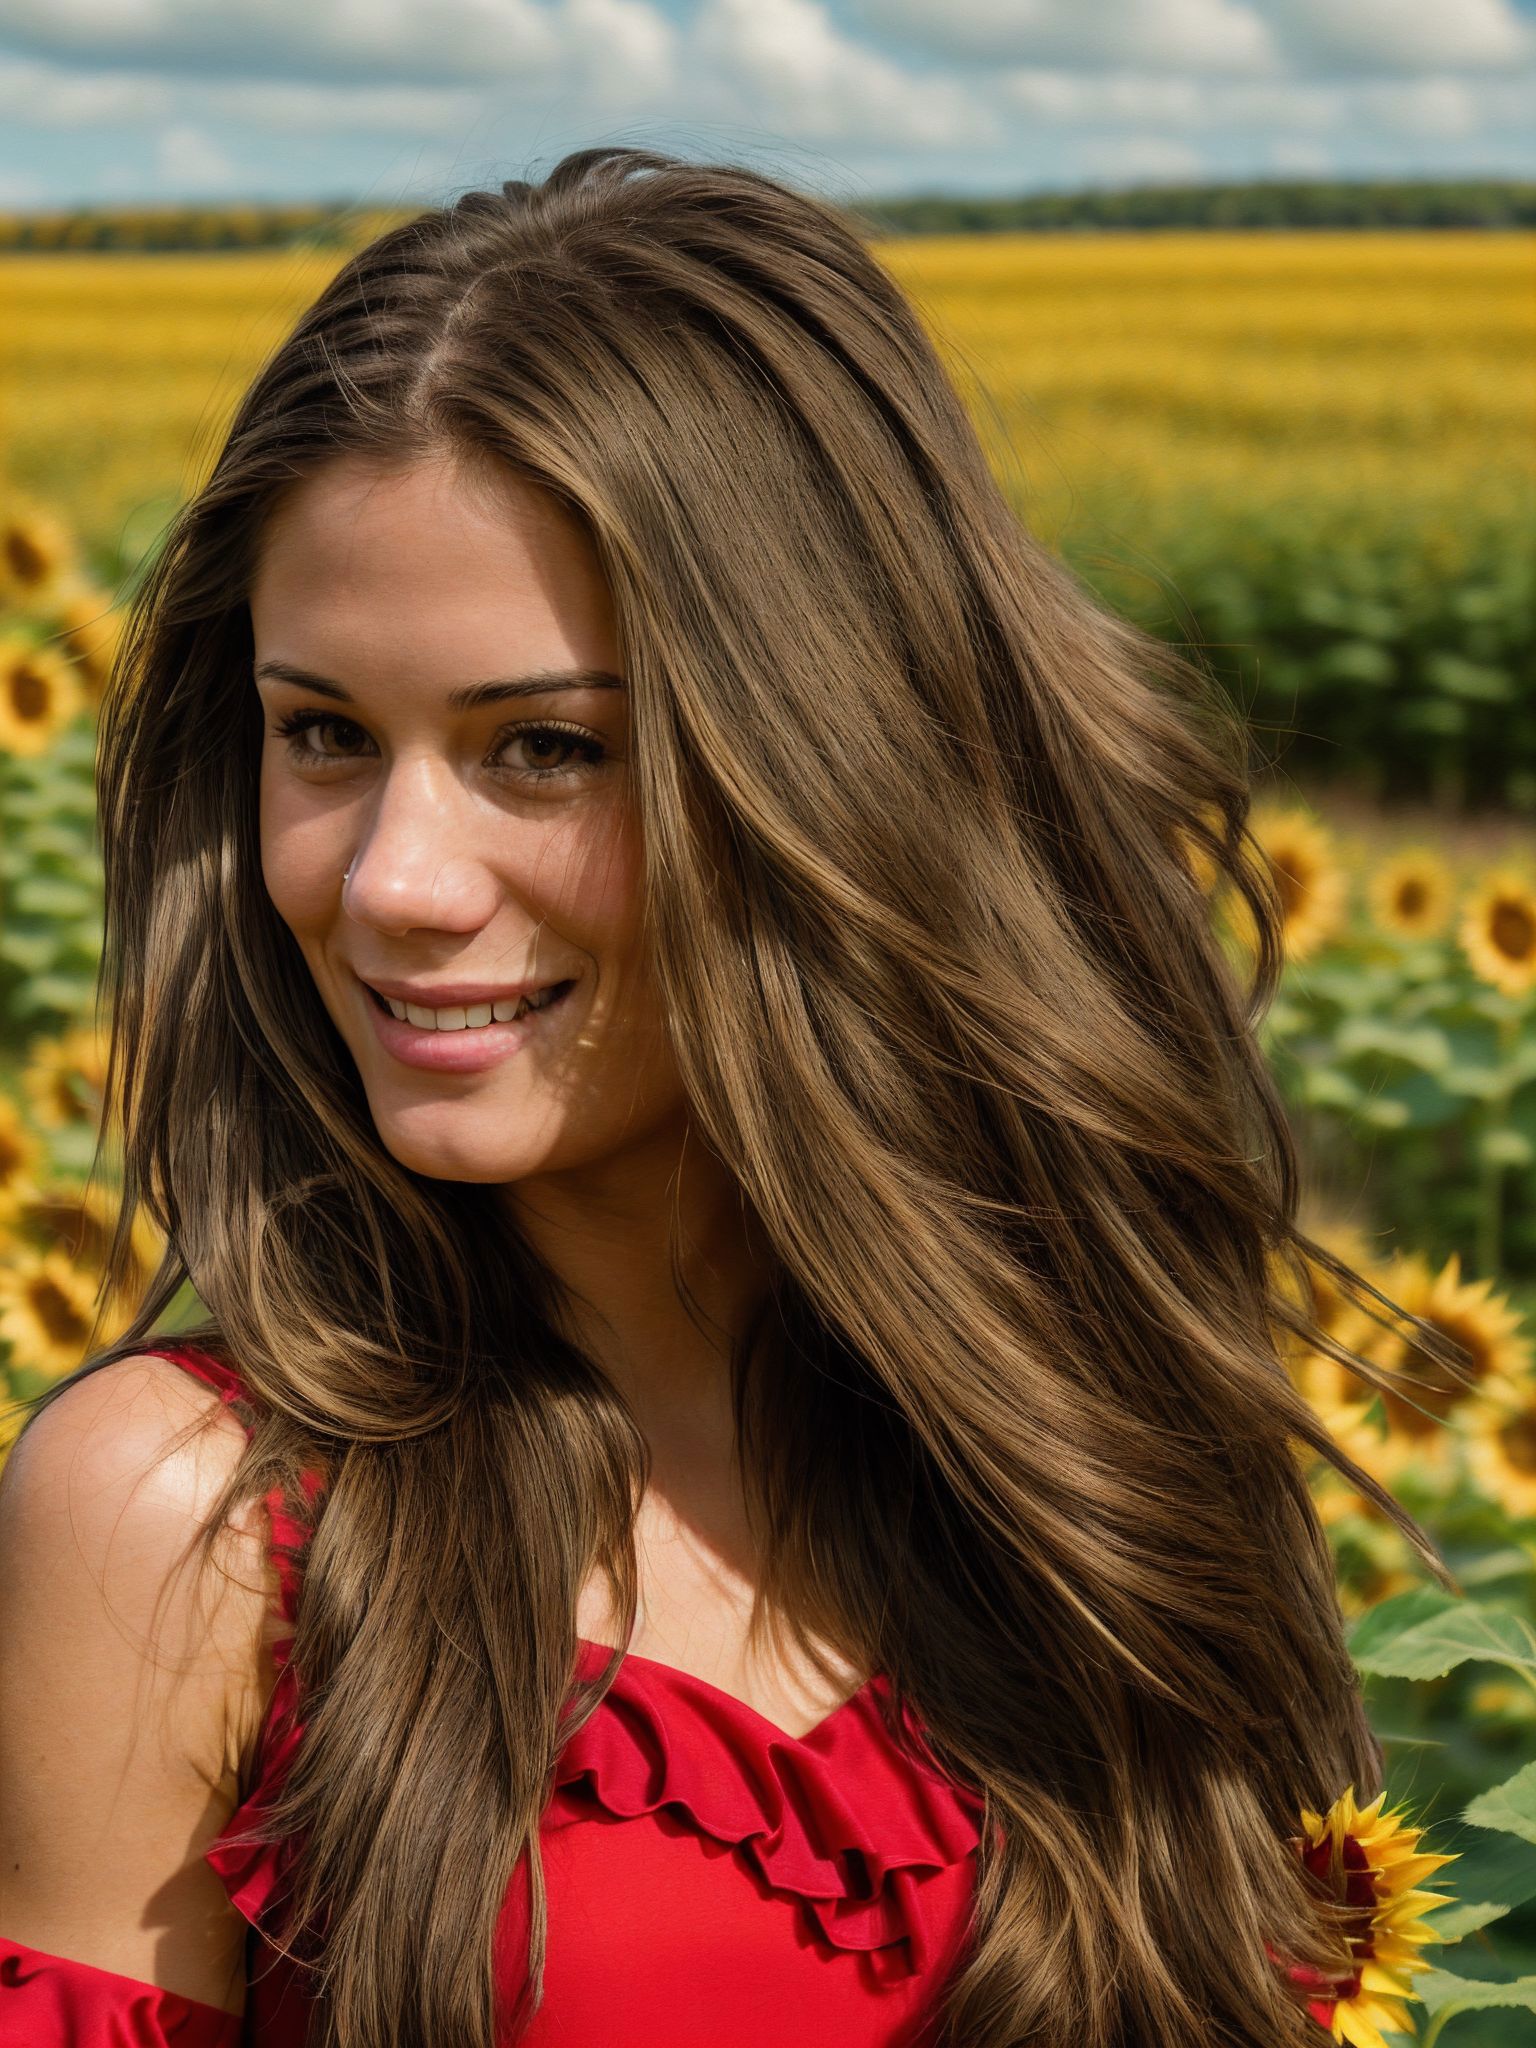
[1,180,1532,253]
[851,178,1536,235]
[0,201,369,254]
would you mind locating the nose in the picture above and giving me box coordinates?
[339,773,504,937]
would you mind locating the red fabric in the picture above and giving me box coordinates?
[0,1942,243,2046]
[0,1342,986,2045]
[504,1639,984,2046]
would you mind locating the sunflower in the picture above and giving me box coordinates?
[0,1092,46,1228]
[1459,867,1536,998]
[0,504,79,607]
[1299,1420,1413,1567]
[1314,1251,1532,1495]
[21,1022,112,1131]
[10,1175,167,1303]
[0,1246,118,1379]
[1172,800,1227,897]
[1287,1244,1531,1522]
[1459,1378,1536,1524]
[49,585,125,709]
[1279,1228,1404,1481]
[1366,847,1456,943]
[0,634,85,756]
[1268,1786,1459,2048]
[1241,805,1352,965]
[1374,1251,1529,1434]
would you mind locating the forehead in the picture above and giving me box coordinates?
[250,452,618,677]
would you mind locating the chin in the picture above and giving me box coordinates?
[369,1114,560,1187]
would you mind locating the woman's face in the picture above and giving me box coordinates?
[250,449,687,1192]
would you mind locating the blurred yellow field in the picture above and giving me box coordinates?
[4,230,1532,569]
[876,230,1535,552]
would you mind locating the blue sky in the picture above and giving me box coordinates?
[1,0,1533,210]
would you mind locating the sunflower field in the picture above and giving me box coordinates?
[3,219,1536,2044]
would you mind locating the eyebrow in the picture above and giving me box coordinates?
[252,660,626,713]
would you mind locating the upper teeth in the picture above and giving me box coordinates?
[382,985,563,1030]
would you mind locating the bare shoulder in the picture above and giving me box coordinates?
[0,1351,280,2008]
[0,1351,282,1802]
[4,1346,247,1481]
[0,1349,274,1608]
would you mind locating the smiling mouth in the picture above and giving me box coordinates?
[363,980,577,1031]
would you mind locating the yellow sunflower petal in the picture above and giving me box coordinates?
[0,503,79,605]
[1246,805,1352,964]
[0,634,85,756]
[1367,846,1457,941]
[1459,866,1536,997]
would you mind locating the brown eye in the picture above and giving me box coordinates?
[269,708,610,783]
[517,729,576,770]
[497,721,609,782]
[272,710,371,761]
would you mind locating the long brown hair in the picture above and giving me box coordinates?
[11,146,1469,2046]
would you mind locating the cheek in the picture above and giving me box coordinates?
[258,769,344,931]
[541,806,645,958]
[543,810,670,1061]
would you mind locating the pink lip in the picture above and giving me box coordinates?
[358,977,576,1073]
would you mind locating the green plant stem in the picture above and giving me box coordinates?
[1421,2004,1456,2048]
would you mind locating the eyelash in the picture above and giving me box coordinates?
[269,709,609,784]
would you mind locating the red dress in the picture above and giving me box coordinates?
[1,1343,988,2047]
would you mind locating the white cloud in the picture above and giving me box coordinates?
[1359,76,1481,140]
[0,0,972,162]
[853,0,1277,74]
[0,0,1530,198]
[1000,69,1341,129]
[695,0,1001,149]
[856,0,1535,78]
[0,0,680,135]
[0,0,636,88]
[1265,136,1335,174]
[1266,0,1532,76]
[565,0,677,104]
[155,120,237,189]
[0,50,172,124]
[202,79,484,134]
[0,49,487,133]
[1086,132,1207,181]
[995,62,1536,143]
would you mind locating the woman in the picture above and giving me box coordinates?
[0,146,1463,2047]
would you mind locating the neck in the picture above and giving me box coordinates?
[501,1118,773,1460]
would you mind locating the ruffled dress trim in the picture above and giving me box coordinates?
[0,1939,244,2045]
[554,1640,984,1974]
[143,1343,986,1981]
